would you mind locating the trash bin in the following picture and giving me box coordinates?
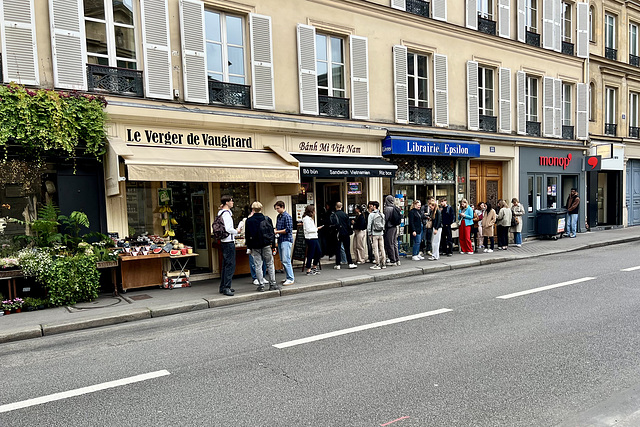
[536,208,567,239]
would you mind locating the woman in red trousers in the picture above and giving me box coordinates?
[458,199,474,254]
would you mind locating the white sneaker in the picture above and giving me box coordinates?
[487,249,493,253]
[428,256,436,260]
[283,279,295,286]
[516,244,522,247]
[370,264,381,270]
[396,261,401,266]
[252,279,259,285]
[418,255,425,260]
[483,249,488,253]
[412,256,420,261]
[348,264,357,269]
[262,278,269,285]
[334,265,340,270]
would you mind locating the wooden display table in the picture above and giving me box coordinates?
[213,244,283,276]
[119,253,169,291]
[0,269,23,299]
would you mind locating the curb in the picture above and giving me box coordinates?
[280,280,341,296]
[0,326,42,344]
[42,309,151,336]
[207,289,280,307]
[150,299,209,317]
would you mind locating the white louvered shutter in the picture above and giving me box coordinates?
[141,0,172,100]
[554,0,561,52]
[180,0,207,104]
[517,0,526,42]
[466,0,477,30]
[543,76,555,136]
[576,83,588,139]
[517,71,526,135]
[0,0,39,85]
[576,2,588,58]
[467,61,479,131]
[393,45,408,124]
[498,0,511,39]
[391,0,406,11]
[49,0,86,90]
[434,54,449,127]
[432,0,447,22]
[554,79,562,138]
[250,13,275,110]
[499,67,511,133]
[350,35,369,120]
[543,0,554,50]
[297,24,318,115]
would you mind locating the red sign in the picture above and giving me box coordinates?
[539,153,572,170]
[585,155,602,171]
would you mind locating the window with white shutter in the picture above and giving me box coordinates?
[466,0,477,30]
[180,0,207,104]
[562,82,572,138]
[576,82,588,139]
[517,0,526,42]
[543,76,554,136]
[393,45,408,124]
[391,0,406,11]
[543,0,554,50]
[296,23,318,115]
[467,61,479,130]
[576,2,588,58]
[433,53,448,127]
[498,0,510,39]
[1,0,39,85]
[407,51,430,125]
[432,0,447,22]
[517,71,526,134]
[249,13,275,110]
[316,33,349,118]
[554,78,562,137]
[499,67,511,133]
[553,0,561,52]
[49,0,86,90]
[350,35,369,120]
[140,0,172,100]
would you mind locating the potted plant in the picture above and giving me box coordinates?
[23,297,38,311]
[2,300,13,315]
[12,298,23,313]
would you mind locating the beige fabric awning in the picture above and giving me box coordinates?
[115,142,300,183]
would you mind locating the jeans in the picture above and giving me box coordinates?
[497,225,509,248]
[483,236,494,250]
[220,241,236,291]
[305,238,322,269]
[514,232,522,245]
[278,241,294,281]
[424,227,433,252]
[249,253,266,280]
[252,246,275,285]
[567,213,578,237]
[336,235,353,265]
[412,231,423,256]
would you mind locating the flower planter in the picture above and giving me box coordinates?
[96,260,118,269]
[13,308,21,313]
[3,310,10,315]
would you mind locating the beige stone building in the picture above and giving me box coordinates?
[0,0,590,277]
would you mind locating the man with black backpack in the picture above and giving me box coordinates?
[330,202,357,270]
[245,201,278,291]
[215,195,238,296]
[383,195,402,266]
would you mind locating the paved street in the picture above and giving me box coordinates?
[1,240,640,426]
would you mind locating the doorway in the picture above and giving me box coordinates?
[469,161,502,208]
[628,160,640,225]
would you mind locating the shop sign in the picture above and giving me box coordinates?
[382,136,480,158]
[301,167,394,178]
[297,141,363,154]
[539,153,572,169]
[126,128,253,148]
[347,182,362,195]
[585,155,602,171]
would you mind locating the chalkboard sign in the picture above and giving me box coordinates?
[292,223,306,261]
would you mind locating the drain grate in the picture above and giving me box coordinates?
[129,294,152,301]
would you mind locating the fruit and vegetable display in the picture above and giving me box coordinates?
[115,236,193,257]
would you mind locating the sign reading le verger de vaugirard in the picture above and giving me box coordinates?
[126,128,253,148]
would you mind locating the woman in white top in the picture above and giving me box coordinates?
[302,204,323,275]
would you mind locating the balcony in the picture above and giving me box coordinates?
[479,114,497,132]
[478,15,496,36]
[630,126,640,138]
[526,30,540,47]
[630,54,640,67]
[87,64,143,97]
[319,95,350,118]
[208,80,251,108]
[562,125,574,140]
[605,123,617,136]
[605,47,617,61]
[409,105,433,126]
[561,41,574,56]
[526,121,541,137]
[406,0,430,18]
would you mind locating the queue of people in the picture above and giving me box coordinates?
[214,194,529,297]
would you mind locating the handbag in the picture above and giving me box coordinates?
[510,211,517,227]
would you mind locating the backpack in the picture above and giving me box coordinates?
[212,211,230,241]
[259,217,275,247]
[372,212,385,232]
[389,206,402,227]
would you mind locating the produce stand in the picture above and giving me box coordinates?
[119,252,169,291]
[164,253,199,289]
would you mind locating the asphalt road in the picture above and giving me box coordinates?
[1,241,640,426]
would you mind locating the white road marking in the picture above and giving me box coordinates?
[621,266,640,272]
[496,277,596,300]
[0,370,170,413]
[273,308,453,349]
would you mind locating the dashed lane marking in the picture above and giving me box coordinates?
[496,277,596,300]
[621,266,640,272]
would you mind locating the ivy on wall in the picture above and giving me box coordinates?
[0,83,108,161]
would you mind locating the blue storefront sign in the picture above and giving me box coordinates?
[382,136,480,158]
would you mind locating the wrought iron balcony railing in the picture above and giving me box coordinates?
[526,121,541,137]
[526,30,540,47]
[605,123,617,136]
[562,125,574,140]
[208,80,251,108]
[87,64,143,97]
[630,54,640,67]
[562,41,574,56]
[319,95,350,118]
[409,105,433,126]
[406,0,430,18]
[605,47,617,61]
[479,114,497,132]
[478,15,496,36]
[630,126,640,138]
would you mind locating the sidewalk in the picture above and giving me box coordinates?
[1,227,639,344]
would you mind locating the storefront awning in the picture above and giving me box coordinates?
[292,154,397,178]
[108,138,300,184]
[382,136,480,157]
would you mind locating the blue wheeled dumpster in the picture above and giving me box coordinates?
[536,208,568,239]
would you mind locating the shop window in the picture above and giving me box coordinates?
[167,182,209,251]
[126,182,157,237]
[547,176,557,208]
[346,177,368,215]
[291,178,314,222]
[84,0,137,69]
[219,182,256,227]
